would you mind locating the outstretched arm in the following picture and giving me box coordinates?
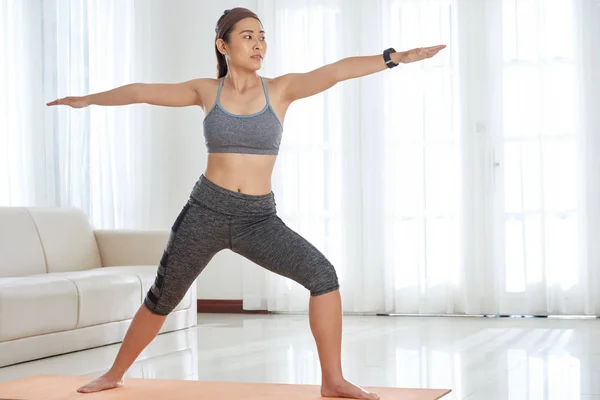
[279,45,446,102]
[46,79,207,108]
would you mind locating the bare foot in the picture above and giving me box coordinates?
[321,379,380,399]
[76,374,124,394]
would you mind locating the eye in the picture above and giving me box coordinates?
[244,35,266,41]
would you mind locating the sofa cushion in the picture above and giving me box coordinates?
[52,269,142,328]
[0,275,78,342]
[26,207,102,273]
[101,265,192,312]
[0,208,47,277]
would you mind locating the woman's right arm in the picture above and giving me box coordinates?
[46,79,207,108]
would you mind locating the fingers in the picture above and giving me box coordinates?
[423,45,445,53]
[418,45,446,56]
[421,45,445,59]
[46,98,64,106]
[423,44,446,51]
[46,97,70,106]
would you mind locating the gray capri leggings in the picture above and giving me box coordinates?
[144,174,340,316]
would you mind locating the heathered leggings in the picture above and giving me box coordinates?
[143,174,340,316]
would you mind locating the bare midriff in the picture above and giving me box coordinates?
[204,153,277,195]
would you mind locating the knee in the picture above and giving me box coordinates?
[143,288,173,316]
[143,270,191,316]
[306,263,340,297]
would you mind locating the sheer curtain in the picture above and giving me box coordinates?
[0,0,43,207]
[243,0,600,315]
[1,0,160,229]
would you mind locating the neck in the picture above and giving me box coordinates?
[224,69,261,93]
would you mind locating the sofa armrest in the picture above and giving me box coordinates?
[94,230,169,267]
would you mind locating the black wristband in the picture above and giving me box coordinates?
[383,48,399,68]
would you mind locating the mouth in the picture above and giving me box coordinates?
[251,55,263,61]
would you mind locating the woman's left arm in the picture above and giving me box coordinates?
[278,45,446,102]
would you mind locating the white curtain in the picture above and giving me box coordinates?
[0,0,43,207]
[0,0,162,229]
[241,0,600,315]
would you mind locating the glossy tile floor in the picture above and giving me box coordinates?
[1,313,600,399]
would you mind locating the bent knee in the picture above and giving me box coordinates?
[310,284,340,296]
[143,291,173,316]
[306,264,340,297]
[144,284,190,316]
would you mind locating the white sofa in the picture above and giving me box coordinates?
[0,206,197,368]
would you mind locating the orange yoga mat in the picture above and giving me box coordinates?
[0,374,451,399]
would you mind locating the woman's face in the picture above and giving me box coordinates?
[219,17,267,71]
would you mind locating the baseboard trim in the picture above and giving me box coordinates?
[197,299,270,314]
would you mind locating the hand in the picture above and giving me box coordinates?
[398,45,446,64]
[46,96,90,108]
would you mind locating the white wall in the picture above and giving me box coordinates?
[140,1,260,300]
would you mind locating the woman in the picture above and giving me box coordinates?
[47,7,445,399]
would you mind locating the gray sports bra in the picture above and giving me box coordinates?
[203,76,283,155]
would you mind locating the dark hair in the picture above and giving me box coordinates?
[215,8,262,78]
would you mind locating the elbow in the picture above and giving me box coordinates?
[331,61,346,84]
[333,57,361,83]
[130,83,144,104]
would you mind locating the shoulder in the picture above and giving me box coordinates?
[184,78,220,109]
[261,75,294,104]
[262,75,287,89]
[188,77,220,92]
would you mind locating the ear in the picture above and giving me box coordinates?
[216,39,227,55]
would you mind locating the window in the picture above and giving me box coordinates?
[382,0,457,291]
[271,4,346,284]
[500,0,579,292]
